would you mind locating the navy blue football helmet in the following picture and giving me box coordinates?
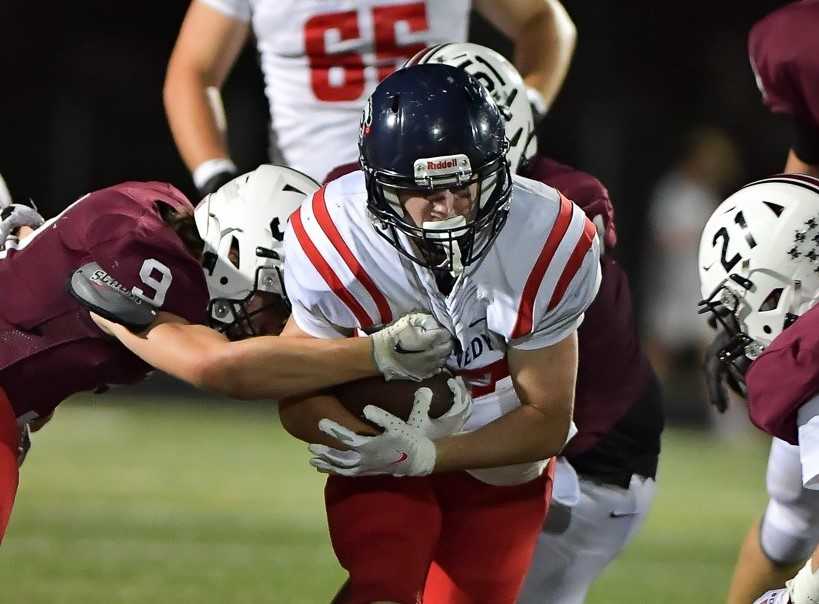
[359,63,511,274]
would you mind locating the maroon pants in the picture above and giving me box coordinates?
[326,459,555,604]
[0,388,19,543]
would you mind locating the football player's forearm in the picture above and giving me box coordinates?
[163,69,229,172]
[279,393,377,446]
[432,402,571,473]
[206,336,377,400]
[784,149,819,177]
[516,1,576,108]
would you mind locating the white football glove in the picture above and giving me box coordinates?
[785,558,819,604]
[309,404,437,477]
[0,203,44,251]
[753,589,791,604]
[371,313,452,381]
[410,377,471,440]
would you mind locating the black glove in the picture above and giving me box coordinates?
[702,330,748,413]
[17,424,31,467]
[198,169,237,197]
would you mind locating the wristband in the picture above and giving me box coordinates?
[193,158,238,190]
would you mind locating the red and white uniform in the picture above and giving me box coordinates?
[283,170,600,602]
[200,0,471,182]
[285,170,600,482]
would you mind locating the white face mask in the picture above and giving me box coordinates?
[421,215,467,276]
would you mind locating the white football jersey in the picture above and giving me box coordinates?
[283,171,601,485]
[200,0,471,182]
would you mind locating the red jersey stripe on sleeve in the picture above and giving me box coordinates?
[511,193,574,338]
[547,214,597,311]
[312,187,393,324]
[290,207,375,329]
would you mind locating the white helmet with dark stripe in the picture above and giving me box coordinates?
[405,43,537,174]
[195,164,319,336]
[698,174,819,361]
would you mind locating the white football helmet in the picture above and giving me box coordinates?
[194,164,319,335]
[698,174,819,363]
[405,43,537,174]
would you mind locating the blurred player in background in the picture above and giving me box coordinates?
[749,1,819,179]
[163,0,577,190]
[401,43,662,604]
[279,63,600,604]
[700,3,819,602]
[0,164,450,543]
[0,173,12,207]
[698,175,819,604]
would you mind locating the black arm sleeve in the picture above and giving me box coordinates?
[792,116,819,165]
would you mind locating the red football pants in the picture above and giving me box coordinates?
[325,460,555,604]
[0,388,19,543]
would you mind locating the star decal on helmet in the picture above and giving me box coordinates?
[786,216,819,265]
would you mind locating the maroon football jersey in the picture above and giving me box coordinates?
[746,304,819,445]
[749,0,819,129]
[524,156,660,463]
[0,181,209,421]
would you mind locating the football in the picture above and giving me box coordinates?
[332,371,455,425]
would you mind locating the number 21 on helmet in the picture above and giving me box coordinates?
[698,174,819,363]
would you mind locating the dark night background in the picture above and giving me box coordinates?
[0,0,790,298]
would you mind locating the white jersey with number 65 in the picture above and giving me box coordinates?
[200,0,471,182]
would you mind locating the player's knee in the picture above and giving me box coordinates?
[343,573,424,604]
[760,499,819,565]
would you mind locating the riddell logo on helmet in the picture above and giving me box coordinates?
[427,158,458,171]
[414,154,472,181]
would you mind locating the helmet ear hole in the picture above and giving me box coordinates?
[758,288,783,312]
[763,325,772,334]
[229,236,241,269]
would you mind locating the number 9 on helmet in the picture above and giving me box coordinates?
[405,43,537,175]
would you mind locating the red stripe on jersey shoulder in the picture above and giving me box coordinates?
[290,207,375,329]
[547,214,597,311]
[312,187,393,325]
[512,193,574,338]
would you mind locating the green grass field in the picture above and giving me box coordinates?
[2,394,771,603]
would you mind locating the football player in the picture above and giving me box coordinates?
[321,43,664,604]
[698,175,819,604]
[279,64,601,603]
[404,43,662,604]
[701,3,819,602]
[0,164,451,543]
[162,0,577,188]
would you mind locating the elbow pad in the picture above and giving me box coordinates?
[68,262,157,332]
